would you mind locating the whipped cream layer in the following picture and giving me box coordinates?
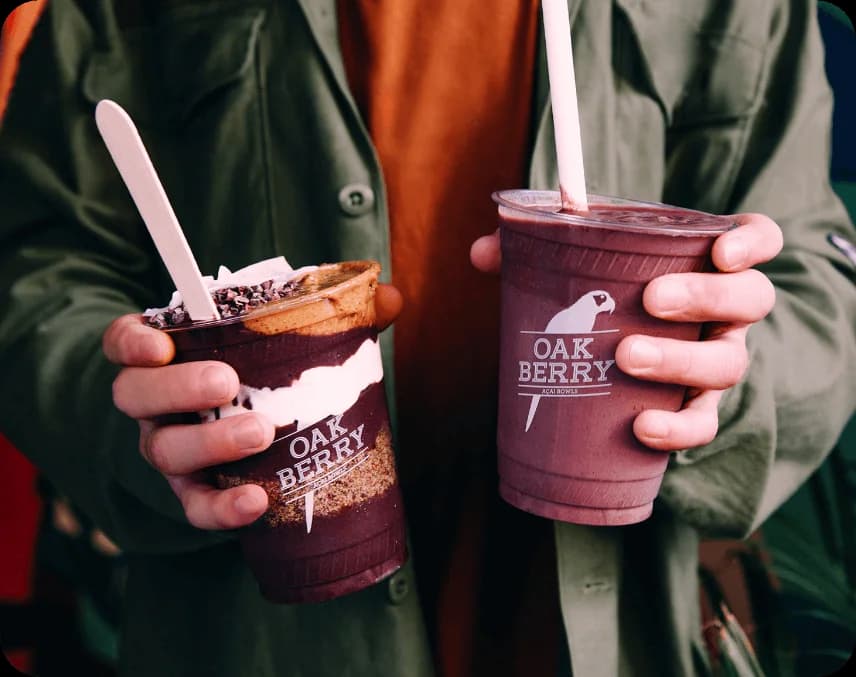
[202,337,383,429]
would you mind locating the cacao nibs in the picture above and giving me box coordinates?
[146,279,298,328]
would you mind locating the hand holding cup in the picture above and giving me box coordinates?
[471,212,782,454]
[103,283,403,531]
[618,213,781,450]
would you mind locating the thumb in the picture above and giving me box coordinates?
[375,283,403,331]
[103,313,175,366]
[470,229,501,274]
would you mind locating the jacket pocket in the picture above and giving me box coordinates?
[614,0,769,128]
[82,6,265,128]
[80,5,274,280]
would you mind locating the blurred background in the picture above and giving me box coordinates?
[0,2,854,675]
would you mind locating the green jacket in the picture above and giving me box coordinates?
[2,1,855,675]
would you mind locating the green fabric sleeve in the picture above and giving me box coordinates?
[660,0,856,538]
[0,1,227,553]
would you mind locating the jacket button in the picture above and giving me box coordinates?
[338,183,375,216]
[387,571,409,604]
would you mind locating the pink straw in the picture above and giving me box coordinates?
[542,0,588,212]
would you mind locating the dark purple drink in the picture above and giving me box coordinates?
[494,191,733,526]
[166,261,407,602]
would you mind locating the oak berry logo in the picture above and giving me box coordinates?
[519,290,617,431]
[274,414,369,533]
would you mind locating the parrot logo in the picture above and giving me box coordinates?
[524,290,615,431]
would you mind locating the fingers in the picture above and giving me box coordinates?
[137,409,273,531]
[113,361,239,418]
[633,389,724,451]
[167,475,269,530]
[470,229,501,274]
[140,412,274,475]
[712,213,783,272]
[375,283,403,331]
[106,317,273,532]
[644,269,775,323]
[616,326,748,390]
[103,314,175,366]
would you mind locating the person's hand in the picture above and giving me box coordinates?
[103,283,403,531]
[470,214,782,452]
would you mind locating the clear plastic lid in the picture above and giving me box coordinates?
[492,190,734,237]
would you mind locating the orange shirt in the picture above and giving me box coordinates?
[339,3,561,676]
[338,1,535,481]
[0,1,46,120]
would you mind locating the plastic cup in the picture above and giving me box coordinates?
[494,191,734,526]
[168,261,407,603]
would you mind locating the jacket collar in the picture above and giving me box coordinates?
[294,0,356,108]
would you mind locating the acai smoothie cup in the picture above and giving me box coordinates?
[155,259,407,603]
[494,191,733,526]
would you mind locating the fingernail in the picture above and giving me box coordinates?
[142,333,167,361]
[654,282,691,312]
[233,417,264,450]
[628,340,662,369]
[202,366,232,400]
[234,492,263,516]
[721,236,748,270]
[643,418,670,440]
